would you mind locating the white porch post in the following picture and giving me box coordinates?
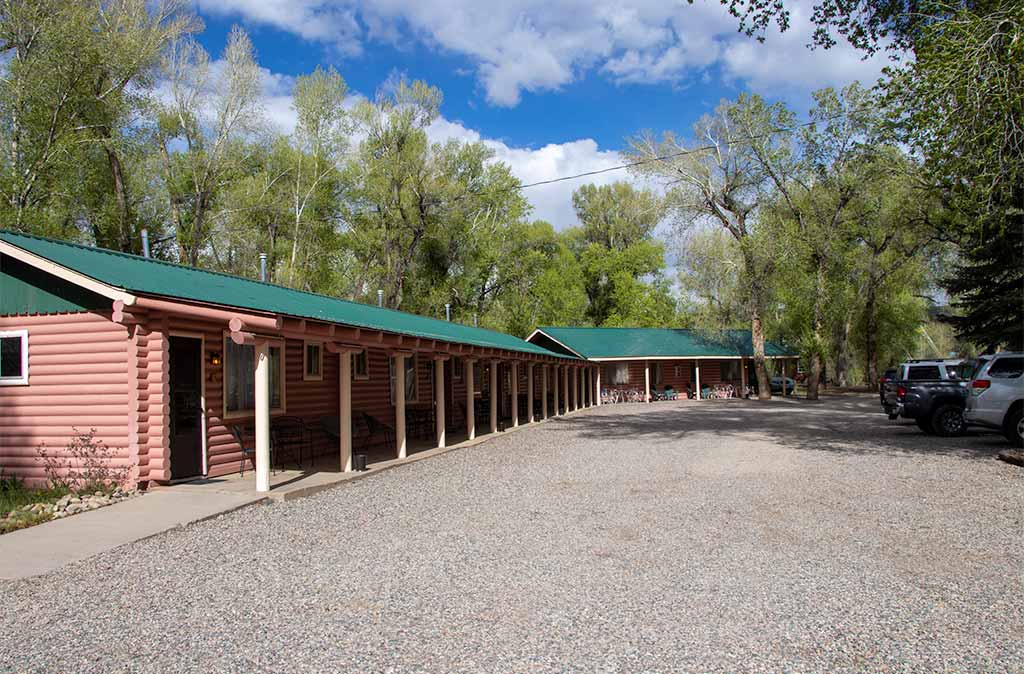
[511,361,519,427]
[585,368,591,407]
[740,357,748,398]
[339,346,353,471]
[254,339,271,492]
[394,353,408,459]
[435,356,446,448]
[644,361,651,403]
[526,363,534,423]
[695,360,702,400]
[489,360,499,433]
[466,359,476,440]
[595,365,602,406]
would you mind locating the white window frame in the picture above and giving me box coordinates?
[303,341,323,382]
[352,348,370,381]
[0,329,29,386]
[222,334,286,419]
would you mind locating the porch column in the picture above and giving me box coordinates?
[511,361,519,428]
[585,368,591,407]
[489,360,499,433]
[541,364,549,419]
[394,353,408,459]
[695,360,702,400]
[339,345,353,471]
[254,339,271,492]
[552,365,560,416]
[740,357,748,398]
[644,361,651,402]
[527,363,535,423]
[465,359,477,440]
[595,365,602,406]
[435,356,446,448]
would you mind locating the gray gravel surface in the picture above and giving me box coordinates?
[1,394,1021,673]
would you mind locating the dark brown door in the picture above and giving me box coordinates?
[169,336,204,479]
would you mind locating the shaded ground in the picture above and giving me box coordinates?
[1,394,1021,672]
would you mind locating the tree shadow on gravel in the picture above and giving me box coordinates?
[561,395,1010,463]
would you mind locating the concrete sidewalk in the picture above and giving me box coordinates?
[0,490,266,580]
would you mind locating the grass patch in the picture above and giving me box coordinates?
[0,475,70,534]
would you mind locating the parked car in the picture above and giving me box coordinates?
[878,367,898,404]
[882,359,976,436]
[964,353,1023,446]
[770,376,795,395]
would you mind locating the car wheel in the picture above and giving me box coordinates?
[1003,406,1023,447]
[915,417,935,435]
[931,404,967,437]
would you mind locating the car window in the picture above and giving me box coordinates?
[987,357,1023,379]
[959,358,989,380]
[907,365,941,380]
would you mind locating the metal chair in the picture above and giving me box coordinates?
[361,412,395,450]
[230,425,274,476]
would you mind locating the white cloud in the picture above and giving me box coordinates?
[197,0,889,107]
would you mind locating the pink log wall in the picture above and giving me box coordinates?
[0,312,133,486]
[1,306,572,487]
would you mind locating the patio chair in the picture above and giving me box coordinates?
[270,416,307,469]
[230,425,274,476]
[361,411,395,450]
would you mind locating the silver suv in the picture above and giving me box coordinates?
[964,353,1023,446]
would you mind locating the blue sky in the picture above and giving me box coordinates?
[191,0,886,227]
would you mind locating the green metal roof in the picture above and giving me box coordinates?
[1,230,572,359]
[532,326,797,359]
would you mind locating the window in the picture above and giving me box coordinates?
[304,342,323,381]
[0,330,28,386]
[907,365,941,380]
[352,349,369,380]
[604,363,629,385]
[389,355,418,404]
[721,360,741,381]
[988,357,1023,379]
[452,357,463,381]
[224,337,284,416]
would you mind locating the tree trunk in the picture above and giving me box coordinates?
[864,277,879,385]
[751,309,772,400]
[104,141,133,252]
[833,316,851,387]
[806,257,827,401]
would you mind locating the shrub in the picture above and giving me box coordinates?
[35,428,129,493]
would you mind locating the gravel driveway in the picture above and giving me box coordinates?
[1,394,1021,672]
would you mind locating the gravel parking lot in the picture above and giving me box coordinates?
[1,394,1021,673]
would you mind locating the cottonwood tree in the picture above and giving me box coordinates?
[0,0,195,243]
[154,26,264,265]
[627,101,780,399]
[569,182,673,327]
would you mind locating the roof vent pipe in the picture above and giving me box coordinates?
[445,303,451,321]
[473,313,478,327]
[259,253,267,282]
[377,289,383,307]
[140,229,151,258]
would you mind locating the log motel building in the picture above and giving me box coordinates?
[0,231,797,494]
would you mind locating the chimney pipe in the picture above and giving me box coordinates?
[259,253,267,282]
[140,229,151,258]
[377,289,384,307]
[445,303,451,321]
[473,313,478,327]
